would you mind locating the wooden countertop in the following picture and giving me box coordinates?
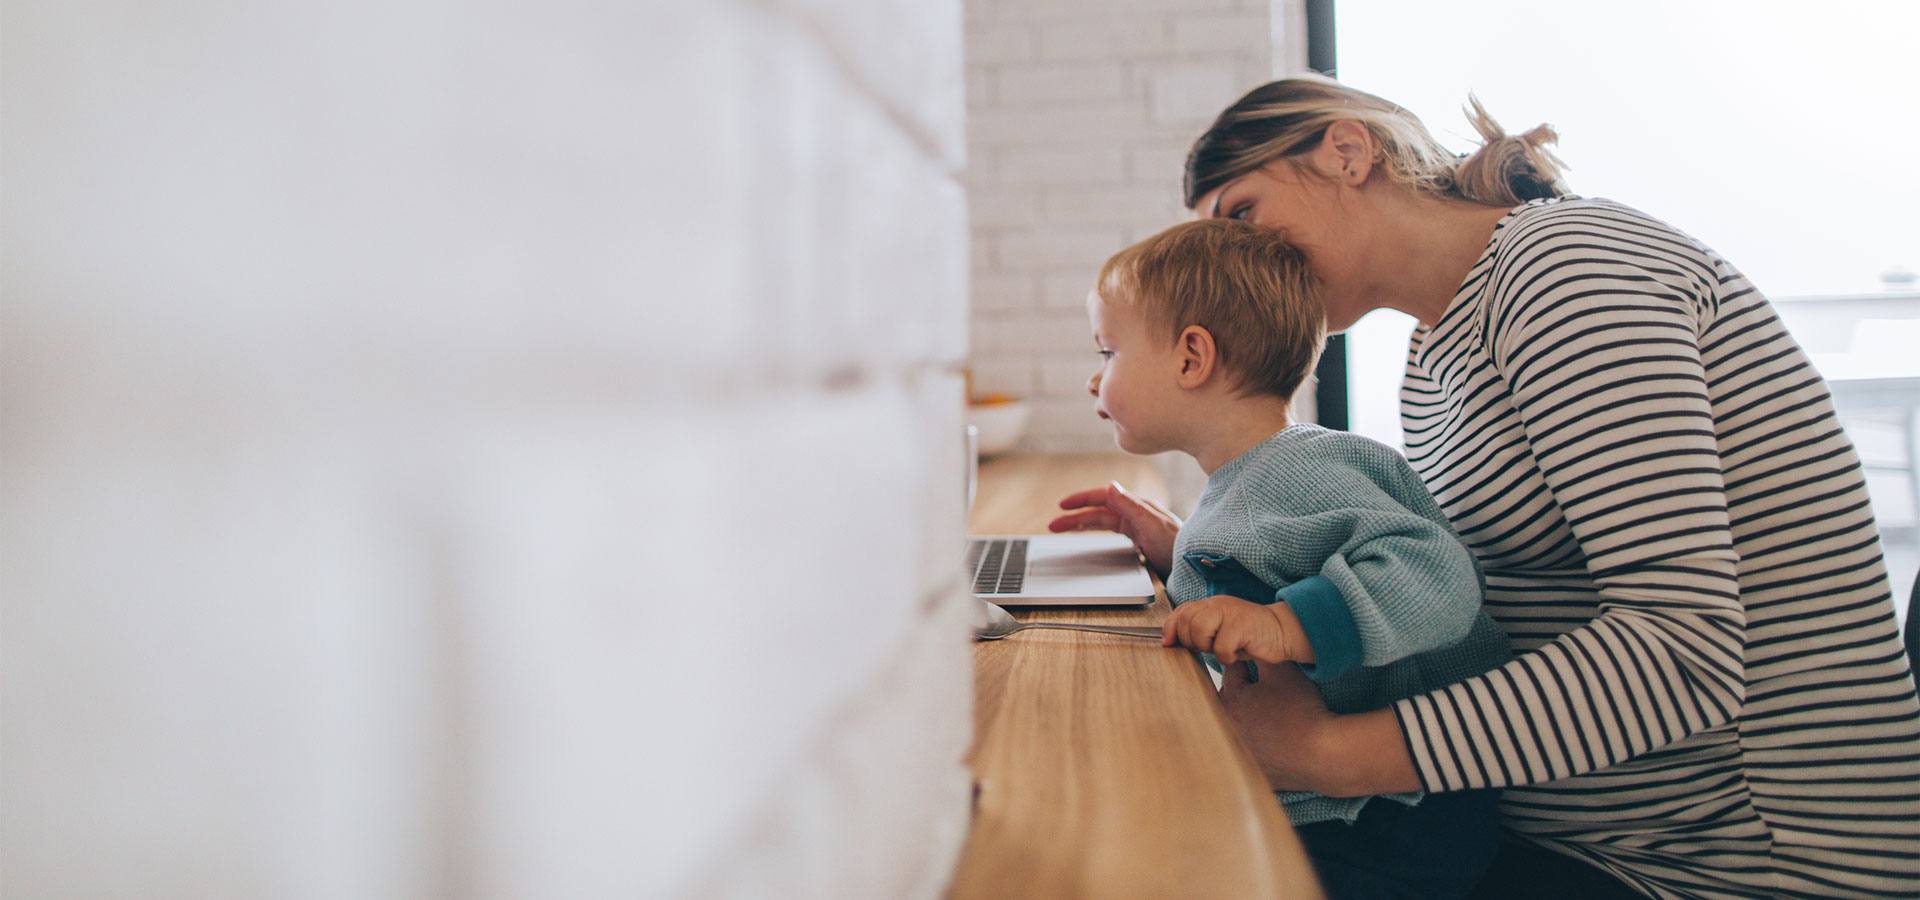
[950,453,1323,899]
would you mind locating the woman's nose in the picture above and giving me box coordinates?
[1086,371,1101,396]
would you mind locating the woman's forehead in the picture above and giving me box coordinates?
[1193,182,1232,219]
[1195,170,1264,218]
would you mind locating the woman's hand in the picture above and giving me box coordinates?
[1217,661,1421,797]
[1048,481,1181,577]
[1218,661,1335,792]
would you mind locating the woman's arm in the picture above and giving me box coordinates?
[1220,662,1421,796]
[1392,236,1744,793]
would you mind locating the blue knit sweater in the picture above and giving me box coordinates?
[1167,424,1510,825]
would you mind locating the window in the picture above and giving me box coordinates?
[1335,1,1920,609]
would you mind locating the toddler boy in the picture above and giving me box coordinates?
[1083,218,1511,899]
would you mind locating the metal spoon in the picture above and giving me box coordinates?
[973,599,1163,642]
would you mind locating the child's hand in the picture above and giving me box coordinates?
[1162,596,1299,665]
[1049,481,1180,577]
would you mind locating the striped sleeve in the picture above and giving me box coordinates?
[1391,225,1747,791]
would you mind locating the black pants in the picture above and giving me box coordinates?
[1464,836,1642,900]
[1293,789,1503,900]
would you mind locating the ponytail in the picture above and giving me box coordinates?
[1448,95,1569,205]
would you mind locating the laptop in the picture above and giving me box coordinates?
[965,532,1156,607]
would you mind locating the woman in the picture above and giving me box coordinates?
[1053,74,1920,898]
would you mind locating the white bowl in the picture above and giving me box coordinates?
[968,401,1032,456]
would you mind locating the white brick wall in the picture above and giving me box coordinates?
[1,2,971,898]
[965,0,1282,457]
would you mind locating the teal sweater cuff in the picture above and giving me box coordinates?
[1279,575,1360,682]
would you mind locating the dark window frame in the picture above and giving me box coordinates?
[1305,0,1349,430]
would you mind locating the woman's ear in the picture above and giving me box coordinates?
[1175,325,1218,390]
[1315,119,1375,187]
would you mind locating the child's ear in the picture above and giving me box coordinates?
[1174,325,1217,390]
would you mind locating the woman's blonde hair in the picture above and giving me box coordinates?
[1096,218,1326,401]
[1184,72,1569,209]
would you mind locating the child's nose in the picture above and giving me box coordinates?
[1086,372,1101,396]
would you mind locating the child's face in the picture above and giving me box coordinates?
[1086,291,1187,456]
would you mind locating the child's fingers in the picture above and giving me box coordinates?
[1182,605,1225,655]
[1214,619,1247,664]
[1046,508,1119,533]
[1057,486,1119,510]
[1170,605,1202,651]
[1210,615,1234,662]
[1166,601,1242,656]
[1108,480,1173,515]
[1172,607,1199,650]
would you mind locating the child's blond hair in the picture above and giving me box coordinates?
[1095,218,1326,400]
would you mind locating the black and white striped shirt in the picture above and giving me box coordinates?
[1390,197,1920,898]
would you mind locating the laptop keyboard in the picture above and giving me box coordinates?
[967,538,1028,595]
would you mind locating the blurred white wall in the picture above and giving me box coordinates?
[0,2,974,897]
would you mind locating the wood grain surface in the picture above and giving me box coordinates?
[949,453,1324,899]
